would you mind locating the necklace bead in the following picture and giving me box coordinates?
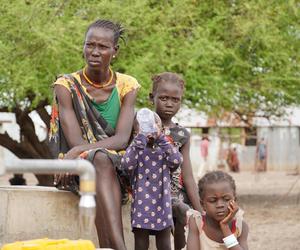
[83,66,114,89]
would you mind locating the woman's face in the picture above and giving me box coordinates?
[201,181,235,222]
[83,27,117,70]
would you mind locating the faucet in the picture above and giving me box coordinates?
[1,159,96,237]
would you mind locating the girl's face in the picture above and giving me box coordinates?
[151,81,183,121]
[83,27,117,70]
[201,181,235,222]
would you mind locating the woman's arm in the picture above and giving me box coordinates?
[186,216,201,250]
[54,85,88,147]
[107,88,139,149]
[55,84,138,158]
[181,139,202,212]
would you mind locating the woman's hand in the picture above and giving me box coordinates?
[220,200,239,226]
[53,148,83,193]
[54,172,74,187]
[64,145,86,159]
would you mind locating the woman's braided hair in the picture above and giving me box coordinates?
[86,19,125,45]
[198,170,236,200]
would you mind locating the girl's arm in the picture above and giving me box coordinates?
[237,222,249,250]
[220,221,249,250]
[181,139,202,212]
[157,134,183,169]
[55,84,139,158]
[220,201,249,250]
[186,216,201,250]
[120,134,148,173]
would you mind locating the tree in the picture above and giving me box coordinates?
[0,0,299,159]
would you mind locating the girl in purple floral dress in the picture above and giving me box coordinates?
[121,108,183,250]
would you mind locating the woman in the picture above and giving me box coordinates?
[49,19,140,250]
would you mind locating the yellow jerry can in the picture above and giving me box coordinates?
[1,238,95,250]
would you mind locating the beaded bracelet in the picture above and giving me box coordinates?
[223,234,239,249]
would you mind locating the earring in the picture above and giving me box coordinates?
[113,55,116,58]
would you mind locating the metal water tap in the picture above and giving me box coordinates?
[1,159,96,236]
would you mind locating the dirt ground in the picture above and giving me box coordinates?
[244,203,300,250]
[1,171,300,250]
[230,172,300,250]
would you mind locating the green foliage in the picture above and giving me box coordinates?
[0,0,299,118]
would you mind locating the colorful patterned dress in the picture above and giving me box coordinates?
[48,71,140,195]
[164,124,190,202]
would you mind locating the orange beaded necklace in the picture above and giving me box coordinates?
[83,66,114,89]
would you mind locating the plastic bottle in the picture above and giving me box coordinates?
[136,108,157,135]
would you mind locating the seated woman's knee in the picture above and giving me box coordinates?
[93,151,113,171]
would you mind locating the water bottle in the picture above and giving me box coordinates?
[136,108,157,135]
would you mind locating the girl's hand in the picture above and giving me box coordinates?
[142,125,161,140]
[220,200,239,226]
[145,117,161,140]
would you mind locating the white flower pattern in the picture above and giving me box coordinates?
[124,128,188,231]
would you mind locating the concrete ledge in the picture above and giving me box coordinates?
[0,186,98,247]
[0,186,156,249]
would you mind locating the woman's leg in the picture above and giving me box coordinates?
[156,227,172,250]
[93,152,126,250]
[95,194,110,246]
[133,228,149,250]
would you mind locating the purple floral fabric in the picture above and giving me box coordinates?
[121,134,183,231]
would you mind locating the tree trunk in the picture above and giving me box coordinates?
[0,103,53,185]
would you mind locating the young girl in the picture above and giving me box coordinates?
[186,170,249,250]
[149,72,202,249]
[121,108,183,250]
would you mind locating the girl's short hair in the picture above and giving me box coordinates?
[198,170,236,199]
[151,72,185,93]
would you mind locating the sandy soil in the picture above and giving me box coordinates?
[244,203,300,250]
[232,172,300,250]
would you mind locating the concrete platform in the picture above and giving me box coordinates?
[0,186,98,247]
[0,185,158,249]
